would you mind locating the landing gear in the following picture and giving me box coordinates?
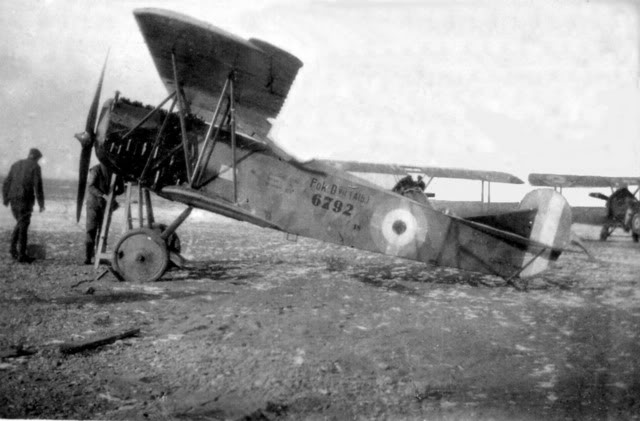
[150,223,181,255]
[112,228,169,283]
[599,226,611,241]
[97,181,191,282]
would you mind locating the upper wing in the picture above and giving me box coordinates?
[134,8,303,141]
[317,159,524,184]
[528,173,640,188]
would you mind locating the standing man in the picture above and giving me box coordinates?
[2,148,45,263]
[84,163,124,264]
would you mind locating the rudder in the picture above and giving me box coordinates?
[518,189,572,277]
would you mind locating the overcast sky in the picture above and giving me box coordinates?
[1,0,639,203]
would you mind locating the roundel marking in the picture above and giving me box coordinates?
[380,208,421,249]
[369,199,430,258]
[392,220,407,235]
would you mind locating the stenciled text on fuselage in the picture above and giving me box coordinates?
[310,178,370,204]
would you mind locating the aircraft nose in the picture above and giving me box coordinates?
[94,99,114,150]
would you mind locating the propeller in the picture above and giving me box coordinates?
[75,54,108,222]
[589,192,609,201]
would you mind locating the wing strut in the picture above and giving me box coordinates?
[191,77,230,186]
[188,72,239,203]
[172,52,196,182]
[190,74,237,191]
[229,72,238,203]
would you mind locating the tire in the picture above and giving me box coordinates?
[631,214,640,243]
[112,228,169,282]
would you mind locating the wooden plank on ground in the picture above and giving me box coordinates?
[0,346,37,359]
[59,328,140,355]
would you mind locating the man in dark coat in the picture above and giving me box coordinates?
[2,148,45,263]
[85,163,124,264]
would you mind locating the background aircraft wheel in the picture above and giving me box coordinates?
[113,228,168,282]
[599,226,610,241]
[631,214,640,243]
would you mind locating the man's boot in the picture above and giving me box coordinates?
[10,229,19,260]
[17,255,35,264]
[84,242,94,265]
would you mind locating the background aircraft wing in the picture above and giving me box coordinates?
[134,8,303,141]
[317,159,524,184]
[528,173,640,188]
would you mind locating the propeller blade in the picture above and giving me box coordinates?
[76,52,109,222]
[86,52,109,134]
[76,145,92,222]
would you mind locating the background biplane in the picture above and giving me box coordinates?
[320,160,524,214]
[74,8,573,284]
[529,173,640,242]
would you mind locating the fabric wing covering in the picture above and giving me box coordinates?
[528,173,640,188]
[319,160,524,184]
[134,8,303,141]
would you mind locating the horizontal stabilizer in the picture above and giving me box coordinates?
[451,211,559,254]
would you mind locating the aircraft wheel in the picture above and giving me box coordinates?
[599,226,610,241]
[113,228,169,282]
[631,214,640,243]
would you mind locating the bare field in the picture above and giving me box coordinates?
[1,199,640,420]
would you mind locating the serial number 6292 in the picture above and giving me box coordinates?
[311,194,353,216]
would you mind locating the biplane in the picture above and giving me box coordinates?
[529,173,640,242]
[322,160,524,215]
[74,8,573,284]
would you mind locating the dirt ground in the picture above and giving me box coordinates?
[1,198,639,420]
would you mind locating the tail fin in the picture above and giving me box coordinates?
[518,189,572,277]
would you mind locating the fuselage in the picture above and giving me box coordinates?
[94,96,561,278]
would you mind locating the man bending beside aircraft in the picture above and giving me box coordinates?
[84,163,124,264]
[2,148,45,263]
